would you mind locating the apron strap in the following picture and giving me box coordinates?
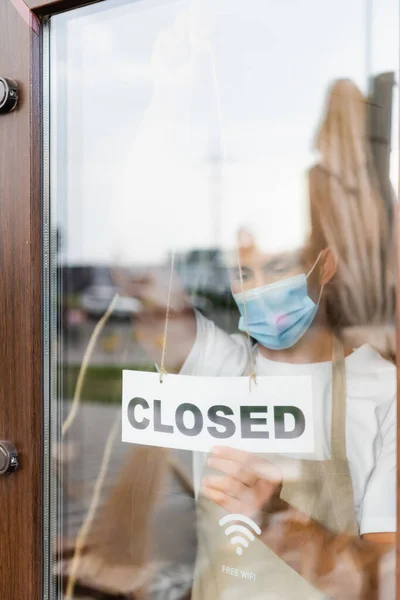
[330,335,347,460]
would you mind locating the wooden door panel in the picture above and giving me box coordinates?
[0,1,41,599]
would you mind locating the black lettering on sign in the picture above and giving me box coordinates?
[176,403,203,437]
[127,397,150,430]
[240,406,269,438]
[207,405,235,439]
[154,399,174,434]
[274,406,305,439]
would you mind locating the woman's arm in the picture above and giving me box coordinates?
[259,494,392,600]
[112,267,197,372]
[363,533,395,545]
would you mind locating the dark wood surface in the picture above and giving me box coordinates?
[26,0,105,17]
[0,1,41,599]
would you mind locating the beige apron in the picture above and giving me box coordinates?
[191,337,358,600]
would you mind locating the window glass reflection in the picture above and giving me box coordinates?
[50,1,398,598]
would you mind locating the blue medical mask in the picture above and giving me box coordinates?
[232,253,323,350]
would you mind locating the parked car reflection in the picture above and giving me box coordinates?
[80,285,142,320]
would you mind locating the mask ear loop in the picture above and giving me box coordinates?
[158,249,176,383]
[306,250,323,278]
[306,250,324,307]
[235,244,257,391]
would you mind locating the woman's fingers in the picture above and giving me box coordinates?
[207,456,259,487]
[203,448,283,516]
[201,486,243,514]
[201,478,256,516]
[202,474,247,498]
[209,446,282,486]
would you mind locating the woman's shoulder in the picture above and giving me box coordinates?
[345,343,396,410]
[230,331,253,350]
[346,343,396,374]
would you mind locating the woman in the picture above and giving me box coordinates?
[178,235,395,600]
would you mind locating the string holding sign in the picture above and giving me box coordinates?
[158,248,176,384]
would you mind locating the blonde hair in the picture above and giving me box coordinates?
[310,79,395,328]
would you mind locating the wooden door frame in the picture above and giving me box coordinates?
[0,2,41,599]
[26,0,104,16]
[0,0,398,598]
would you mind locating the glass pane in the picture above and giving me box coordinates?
[46,0,398,598]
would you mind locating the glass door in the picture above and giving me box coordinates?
[44,0,398,598]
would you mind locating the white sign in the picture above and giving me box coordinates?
[122,371,314,453]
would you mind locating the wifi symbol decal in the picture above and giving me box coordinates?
[219,514,261,556]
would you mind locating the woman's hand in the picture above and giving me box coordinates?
[112,266,191,316]
[201,446,283,522]
[111,265,196,371]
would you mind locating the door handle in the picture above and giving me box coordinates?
[0,441,19,474]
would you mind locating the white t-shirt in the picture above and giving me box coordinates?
[181,311,396,536]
